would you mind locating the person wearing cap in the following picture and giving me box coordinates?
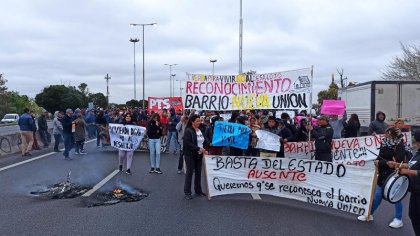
[37,109,51,148]
[259,116,282,157]
[61,108,74,160]
[307,115,333,162]
[387,131,420,235]
[357,127,408,228]
[18,108,35,156]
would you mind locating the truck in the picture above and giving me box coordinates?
[338,80,420,134]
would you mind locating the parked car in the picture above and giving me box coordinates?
[0,114,20,123]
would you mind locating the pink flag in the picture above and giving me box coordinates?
[320,100,346,115]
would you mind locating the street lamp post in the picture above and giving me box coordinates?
[171,74,176,97]
[129,38,139,100]
[176,79,182,97]
[164,64,177,96]
[239,0,243,74]
[104,74,111,107]
[130,22,157,108]
[210,59,217,76]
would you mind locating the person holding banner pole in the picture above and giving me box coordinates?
[147,113,164,174]
[183,114,209,200]
[357,127,407,228]
[118,113,137,175]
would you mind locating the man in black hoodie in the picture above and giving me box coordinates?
[368,111,387,135]
[61,108,74,160]
[308,115,334,162]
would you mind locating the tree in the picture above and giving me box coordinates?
[126,99,141,108]
[317,79,339,104]
[35,85,84,112]
[78,83,89,106]
[0,73,7,93]
[88,92,107,109]
[382,43,420,81]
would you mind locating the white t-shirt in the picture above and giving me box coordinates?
[196,129,205,151]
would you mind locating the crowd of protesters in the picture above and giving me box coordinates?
[17,106,419,233]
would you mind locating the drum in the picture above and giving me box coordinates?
[382,173,410,204]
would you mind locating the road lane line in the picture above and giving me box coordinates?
[0,139,97,172]
[82,169,120,197]
[251,193,261,200]
[0,152,56,172]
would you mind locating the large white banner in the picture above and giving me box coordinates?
[184,69,312,110]
[255,130,280,152]
[284,132,412,167]
[205,155,376,215]
[109,124,146,151]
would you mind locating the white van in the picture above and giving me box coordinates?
[1,114,20,123]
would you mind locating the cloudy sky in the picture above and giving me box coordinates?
[1,0,420,104]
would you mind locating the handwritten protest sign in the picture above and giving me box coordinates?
[212,121,250,149]
[219,113,232,121]
[284,132,412,167]
[148,97,183,114]
[184,69,312,111]
[320,100,346,115]
[109,124,146,151]
[204,155,375,216]
[255,130,281,152]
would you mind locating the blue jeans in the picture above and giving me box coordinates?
[165,130,179,152]
[149,139,161,168]
[371,184,403,220]
[63,133,74,158]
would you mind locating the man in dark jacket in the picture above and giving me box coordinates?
[308,115,334,162]
[61,108,74,160]
[18,108,34,156]
[368,111,387,135]
[37,109,51,148]
[165,108,180,154]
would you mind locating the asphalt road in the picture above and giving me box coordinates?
[0,140,415,236]
[0,121,53,135]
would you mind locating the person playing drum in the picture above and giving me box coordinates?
[387,131,420,236]
[357,127,408,229]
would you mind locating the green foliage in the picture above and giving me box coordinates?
[88,93,107,109]
[35,85,84,112]
[78,83,89,106]
[317,82,339,104]
[0,75,37,117]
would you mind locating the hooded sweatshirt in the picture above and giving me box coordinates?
[368,111,387,135]
[52,111,63,135]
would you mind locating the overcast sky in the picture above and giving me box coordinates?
[1,0,420,104]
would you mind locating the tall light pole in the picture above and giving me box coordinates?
[129,38,139,100]
[164,64,177,96]
[210,59,217,76]
[130,22,157,108]
[171,74,176,97]
[239,0,243,74]
[176,79,182,97]
[104,74,111,107]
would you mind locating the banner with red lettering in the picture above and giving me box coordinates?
[320,100,346,115]
[184,68,312,110]
[205,155,375,216]
[148,97,183,114]
[284,132,412,167]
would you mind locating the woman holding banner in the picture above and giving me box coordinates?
[357,127,407,229]
[118,113,136,175]
[147,113,163,174]
[183,114,209,200]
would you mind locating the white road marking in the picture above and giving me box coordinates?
[82,169,120,197]
[251,193,261,200]
[0,139,96,172]
[0,152,56,172]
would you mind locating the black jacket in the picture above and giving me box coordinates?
[409,149,420,194]
[37,115,48,131]
[344,120,360,138]
[183,127,209,158]
[376,141,407,187]
[147,120,163,139]
[312,125,333,153]
[61,115,73,134]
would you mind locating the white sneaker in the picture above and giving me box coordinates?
[389,218,403,228]
[357,215,373,221]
